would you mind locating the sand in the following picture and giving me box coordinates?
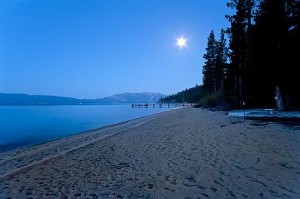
[0,107,299,199]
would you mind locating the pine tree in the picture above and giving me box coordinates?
[285,0,300,109]
[203,30,217,93]
[224,0,299,109]
[225,0,258,109]
[247,0,289,108]
[215,29,229,92]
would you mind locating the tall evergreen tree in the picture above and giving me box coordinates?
[248,0,292,108]
[285,0,300,109]
[215,29,229,92]
[226,0,300,109]
[203,30,217,93]
[225,0,258,109]
[203,30,229,95]
[221,0,300,109]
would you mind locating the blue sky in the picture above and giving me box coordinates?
[0,0,232,98]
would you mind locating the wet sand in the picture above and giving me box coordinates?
[0,107,299,198]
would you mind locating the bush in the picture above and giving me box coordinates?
[195,91,229,110]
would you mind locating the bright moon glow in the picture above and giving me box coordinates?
[176,37,187,47]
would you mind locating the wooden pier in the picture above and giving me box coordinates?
[131,103,194,108]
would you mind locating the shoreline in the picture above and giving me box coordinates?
[0,106,176,153]
[0,108,176,178]
[0,107,299,198]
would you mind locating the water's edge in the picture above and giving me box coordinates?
[0,108,178,179]
[0,105,174,153]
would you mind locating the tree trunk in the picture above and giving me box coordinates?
[275,86,284,111]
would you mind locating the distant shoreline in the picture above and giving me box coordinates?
[0,102,187,106]
[0,103,133,106]
[0,92,166,106]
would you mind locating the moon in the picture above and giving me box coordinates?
[176,36,187,47]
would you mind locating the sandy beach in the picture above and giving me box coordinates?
[0,107,299,198]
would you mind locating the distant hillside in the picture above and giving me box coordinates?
[0,93,81,105]
[0,92,166,105]
[159,85,204,103]
[97,92,166,104]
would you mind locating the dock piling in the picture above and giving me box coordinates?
[131,103,191,108]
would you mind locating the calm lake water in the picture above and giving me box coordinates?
[0,105,170,152]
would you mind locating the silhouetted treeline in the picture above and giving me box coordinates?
[159,85,204,103]
[202,29,229,94]
[202,0,300,110]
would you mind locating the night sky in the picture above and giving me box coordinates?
[0,0,232,98]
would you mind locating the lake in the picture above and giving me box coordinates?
[0,105,171,152]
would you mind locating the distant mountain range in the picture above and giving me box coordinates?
[0,92,166,105]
